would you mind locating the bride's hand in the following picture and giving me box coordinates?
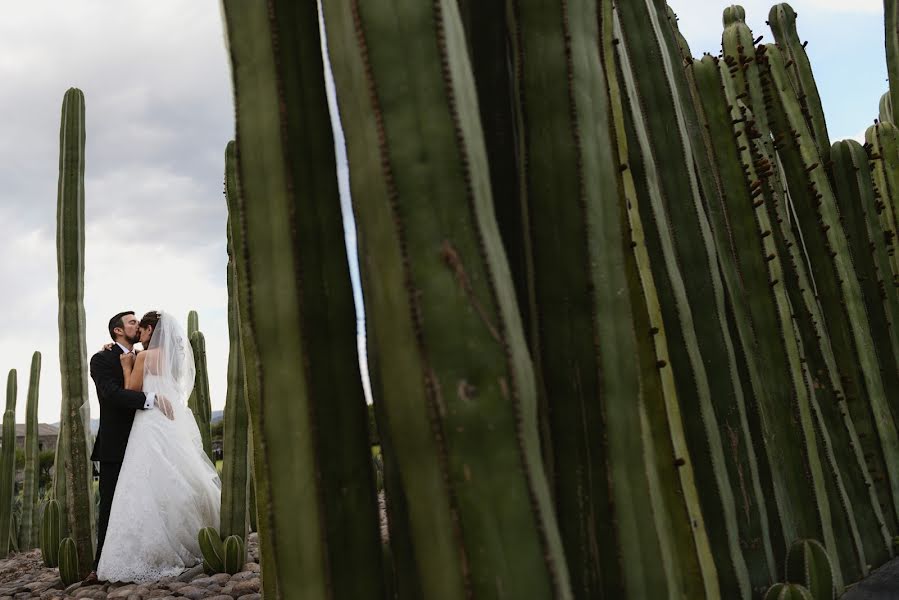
[120,353,135,370]
[101,343,114,351]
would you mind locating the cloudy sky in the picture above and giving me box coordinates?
[0,1,887,424]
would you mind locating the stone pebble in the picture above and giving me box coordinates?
[0,533,261,599]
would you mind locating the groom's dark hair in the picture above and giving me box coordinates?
[108,311,134,341]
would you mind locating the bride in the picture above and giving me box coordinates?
[97,310,221,583]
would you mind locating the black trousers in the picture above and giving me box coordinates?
[93,461,122,570]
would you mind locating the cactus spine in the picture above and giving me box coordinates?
[786,539,835,600]
[20,352,40,551]
[0,371,16,558]
[188,331,213,461]
[58,537,79,586]
[56,87,95,579]
[223,0,389,596]
[40,499,61,568]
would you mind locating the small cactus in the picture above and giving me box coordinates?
[58,537,79,586]
[223,535,245,575]
[786,539,835,599]
[763,582,814,600]
[198,527,225,574]
[40,499,60,568]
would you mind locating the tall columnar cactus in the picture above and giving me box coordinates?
[50,427,67,541]
[188,331,213,461]
[881,91,895,125]
[831,140,899,420]
[220,211,249,556]
[223,1,389,597]
[223,142,274,593]
[722,7,777,166]
[617,1,819,594]
[495,1,717,597]
[56,87,95,579]
[886,0,899,127]
[786,539,835,600]
[20,352,41,550]
[717,16,892,573]
[761,45,899,529]
[866,121,899,279]
[666,4,693,61]
[187,310,199,338]
[0,371,16,558]
[768,3,831,164]
[690,51,870,587]
[40,499,61,568]
[186,310,201,423]
[320,0,574,595]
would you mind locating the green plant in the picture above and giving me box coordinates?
[0,370,16,558]
[20,351,40,550]
[188,331,213,461]
[58,537,79,586]
[223,0,391,595]
[56,87,95,579]
[187,310,199,338]
[764,582,814,600]
[198,526,225,574]
[786,539,835,600]
[223,535,244,575]
[220,207,250,555]
[40,498,60,568]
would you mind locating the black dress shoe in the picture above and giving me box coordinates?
[81,571,100,585]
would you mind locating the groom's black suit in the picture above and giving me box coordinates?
[89,345,150,571]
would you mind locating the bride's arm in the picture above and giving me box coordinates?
[122,352,146,391]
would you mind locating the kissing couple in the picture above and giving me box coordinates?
[82,310,221,584]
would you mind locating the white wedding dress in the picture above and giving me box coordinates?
[97,315,221,583]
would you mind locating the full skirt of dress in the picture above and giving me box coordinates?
[97,389,220,583]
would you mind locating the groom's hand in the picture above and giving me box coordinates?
[155,395,175,420]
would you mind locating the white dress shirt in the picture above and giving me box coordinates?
[116,343,155,410]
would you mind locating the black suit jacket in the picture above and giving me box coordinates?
[89,346,148,463]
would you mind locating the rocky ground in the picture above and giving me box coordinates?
[841,557,899,599]
[0,533,262,600]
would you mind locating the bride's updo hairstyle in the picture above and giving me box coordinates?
[139,310,162,344]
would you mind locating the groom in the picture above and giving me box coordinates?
[82,311,159,585]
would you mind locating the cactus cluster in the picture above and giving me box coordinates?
[210,0,899,598]
[198,526,244,576]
